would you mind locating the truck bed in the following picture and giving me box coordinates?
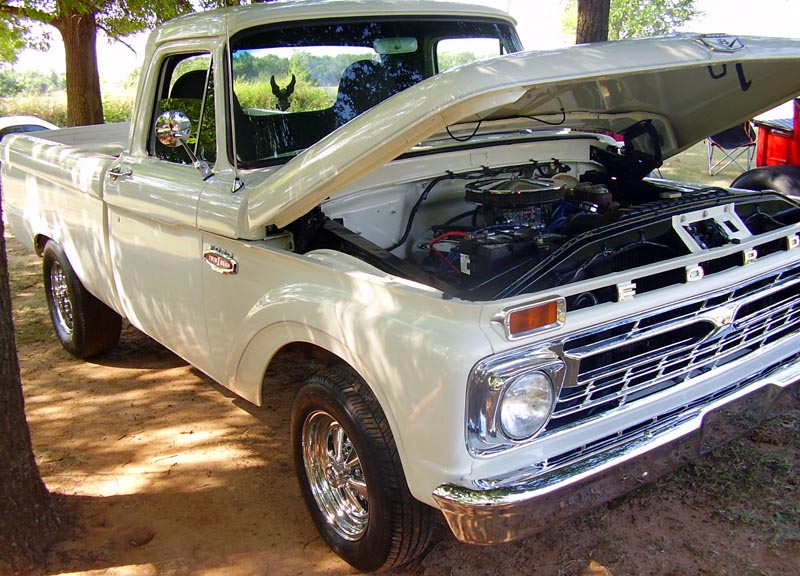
[0,122,129,314]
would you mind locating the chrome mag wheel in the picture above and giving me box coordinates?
[49,260,74,335]
[302,409,369,540]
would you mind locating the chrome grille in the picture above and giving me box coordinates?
[551,265,800,430]
[544,350,800,474]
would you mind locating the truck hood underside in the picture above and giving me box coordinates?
[246,34,800,231]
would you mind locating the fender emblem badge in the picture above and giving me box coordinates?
[204,246,238,275]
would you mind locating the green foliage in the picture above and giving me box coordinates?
[0,71,19,96]
[0,69,66,97]
[563,0,701,41]
[0,19,25,62]
[438,51,482,72]
[234,51,291,82]
[562,1,578,38]
[234,50,368,89]
[122,68,141,91]
[233,50,353,111]
[235,80,331,112]
[102,92,134,123]
[0,91,134,126]
[608,0,700,40]
[0,1,201,64]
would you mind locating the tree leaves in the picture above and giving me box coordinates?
[0,19,25,62]
[608,0,701,41]
[565,0,701,43]
[0,0,196,63]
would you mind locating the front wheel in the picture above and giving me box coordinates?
[291,365,432,572]
[42,241,121,358]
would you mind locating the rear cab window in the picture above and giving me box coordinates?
[435,37,507,72]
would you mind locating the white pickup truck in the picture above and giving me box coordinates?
[3,0,800,571]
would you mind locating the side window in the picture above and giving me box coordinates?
[151,53,217,165]
[435,38,504,72]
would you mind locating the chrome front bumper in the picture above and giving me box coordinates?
[433,357,800,545]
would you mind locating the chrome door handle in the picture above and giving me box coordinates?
[108,165,133,181]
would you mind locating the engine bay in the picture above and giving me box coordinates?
[415,167,620,286]
[301,128,800,305]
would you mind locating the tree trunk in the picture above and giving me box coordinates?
[0,186,62,573]
[576,0,611,44]
[55,8,104,126]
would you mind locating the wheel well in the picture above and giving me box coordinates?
[34,234,51,256]
[260,342,343,406]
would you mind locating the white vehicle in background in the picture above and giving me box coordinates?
[2,1,800,571]
[0,115,57,141]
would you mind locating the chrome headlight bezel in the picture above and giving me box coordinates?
[467,345,565,456]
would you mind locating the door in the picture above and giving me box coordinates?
[104,51,221,375]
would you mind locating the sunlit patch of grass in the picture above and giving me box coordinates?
[657,142,739,188]
[0,90,135,126]
[672,412,800,543]
[11,305,53,345]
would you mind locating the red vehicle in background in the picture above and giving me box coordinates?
[755,98,800,166]
[732,98,800,194]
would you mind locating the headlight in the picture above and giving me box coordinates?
[499,371,554,440]
[467,348,564,455]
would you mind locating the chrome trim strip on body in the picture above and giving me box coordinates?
[435,355,800,545]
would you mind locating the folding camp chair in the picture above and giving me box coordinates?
[707,122,757,176]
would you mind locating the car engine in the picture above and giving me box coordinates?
[401,160,800,304]
[418,174,616,280]
[306,129,800,306]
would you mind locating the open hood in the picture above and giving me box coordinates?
[247,34,800,231]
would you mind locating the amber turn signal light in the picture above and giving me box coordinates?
[505,298,566,339]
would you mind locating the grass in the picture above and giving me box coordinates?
[0,90,134,127]
[658,141,743,187]
[671,413,800,544]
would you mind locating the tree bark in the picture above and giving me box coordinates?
[0,186,62,573]
[576,0,611,44]
[54,8,104,126]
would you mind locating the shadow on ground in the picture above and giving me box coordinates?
[7,232,798,576]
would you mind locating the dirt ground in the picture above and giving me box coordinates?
[6,228,799,576]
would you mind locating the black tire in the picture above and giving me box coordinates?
[42,241,121,358]
[291,365,432,572]
[730,165,800,195]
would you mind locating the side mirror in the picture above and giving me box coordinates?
[154,110,211,177]
[155,110,192,147]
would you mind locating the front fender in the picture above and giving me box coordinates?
[233,319,375,406]
[221,260,493,506]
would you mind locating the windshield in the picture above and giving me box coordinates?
[229,17,522,167]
